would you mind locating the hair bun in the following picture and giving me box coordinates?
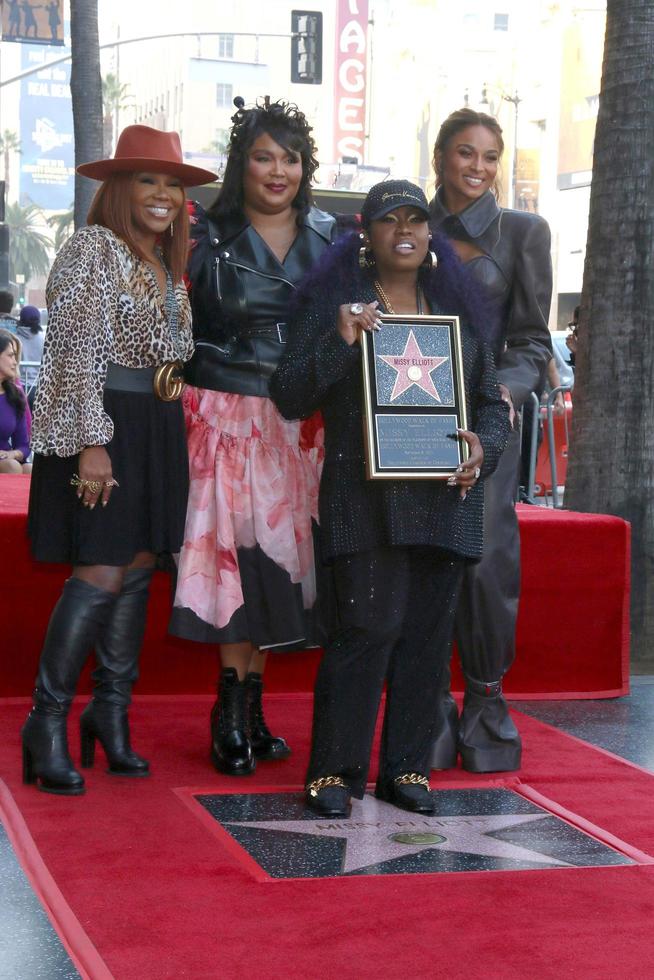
[233,96,245,109]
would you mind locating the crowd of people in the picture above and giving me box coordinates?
[12,97,554,817]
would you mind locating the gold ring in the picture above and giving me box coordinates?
[70,474,104,494]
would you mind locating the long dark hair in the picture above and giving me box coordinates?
[0,331,27,417]
[208,97,319,227]
[433,107,504,200]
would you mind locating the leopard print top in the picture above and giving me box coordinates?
[31,224,193,457]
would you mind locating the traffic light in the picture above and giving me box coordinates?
[291,11,322,84]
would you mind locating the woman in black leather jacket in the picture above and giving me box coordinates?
[170,99,335,776]
[428,107,552,774]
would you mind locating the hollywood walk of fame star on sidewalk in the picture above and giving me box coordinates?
[225,795,572,874]
[378,330,448,403]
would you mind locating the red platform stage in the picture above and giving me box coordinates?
[0,475,630,699]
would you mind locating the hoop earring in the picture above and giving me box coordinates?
[422,237,438,270]
[358,233,375,270]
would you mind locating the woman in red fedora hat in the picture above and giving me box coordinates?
[169,98,335,776]
[22,125,217,795]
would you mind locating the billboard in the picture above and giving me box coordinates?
[333,0,369,164]
[1,0,64,46]
[19,41,74,210]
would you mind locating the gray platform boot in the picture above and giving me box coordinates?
[457,676,522,773]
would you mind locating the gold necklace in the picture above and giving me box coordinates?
[374,281,423,315]
[374,280,396,314]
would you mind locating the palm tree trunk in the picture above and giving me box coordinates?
[70,0,103,230]
[565,0,654,666]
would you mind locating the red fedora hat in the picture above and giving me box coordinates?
[77,125,218,187]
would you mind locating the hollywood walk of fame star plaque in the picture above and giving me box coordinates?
[360,313,468,479]
[186,787,638,880]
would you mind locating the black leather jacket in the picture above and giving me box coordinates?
[429,189,552,410]
[184,204,335,397]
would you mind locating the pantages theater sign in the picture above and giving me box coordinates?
[333,0,369,164]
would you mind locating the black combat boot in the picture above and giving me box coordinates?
[210,668,255,775]
[245,672,291,760]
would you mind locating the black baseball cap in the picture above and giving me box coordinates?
[361,179,430,227]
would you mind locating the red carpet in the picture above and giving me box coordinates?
[1,475,630,699]
[1,695,654,979]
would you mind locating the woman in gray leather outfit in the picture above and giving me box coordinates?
[429,108,552,773]
[170,98,335,776]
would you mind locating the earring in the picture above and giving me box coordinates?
[169,220,175,238]
[421,233,437,269]
[358,233,375,270]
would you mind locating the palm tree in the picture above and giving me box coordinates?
[5,201,53,282]
[565,0,654,666]
[70,0,103,230]
[47,206,75,251]
[102,73,132,157]
[0,130,22,201]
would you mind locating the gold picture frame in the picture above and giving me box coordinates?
[360,313,469,479]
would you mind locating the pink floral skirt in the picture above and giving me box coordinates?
[170,387,324,649]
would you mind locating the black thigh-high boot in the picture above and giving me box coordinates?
[210,668,255,775]
[21,578,118,795]
[245,672,291,760]
[79,568,152,776]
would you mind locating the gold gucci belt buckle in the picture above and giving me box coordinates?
[153,360,184,401]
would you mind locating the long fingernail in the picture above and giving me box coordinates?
[447,477,457,486]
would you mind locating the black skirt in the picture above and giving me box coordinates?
[28,388,189,566]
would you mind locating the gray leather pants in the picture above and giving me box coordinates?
[431,429,522,772]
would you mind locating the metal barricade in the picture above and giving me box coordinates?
[546,385,572,508]
[18,360,40,401]
[523,391,541,503]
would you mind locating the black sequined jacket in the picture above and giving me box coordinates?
[270,242,510,562]
[183,203,335,397]
[429,188,552,410]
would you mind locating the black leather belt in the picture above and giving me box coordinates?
[104,361,184,401]
[104,363,157,392]
[238,322,287,343]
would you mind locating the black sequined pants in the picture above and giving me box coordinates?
[307,546,464,798]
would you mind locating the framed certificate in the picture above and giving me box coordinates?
[360,313,469,479]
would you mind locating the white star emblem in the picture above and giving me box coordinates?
[378,330,448,402]
[225,795,572,874]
